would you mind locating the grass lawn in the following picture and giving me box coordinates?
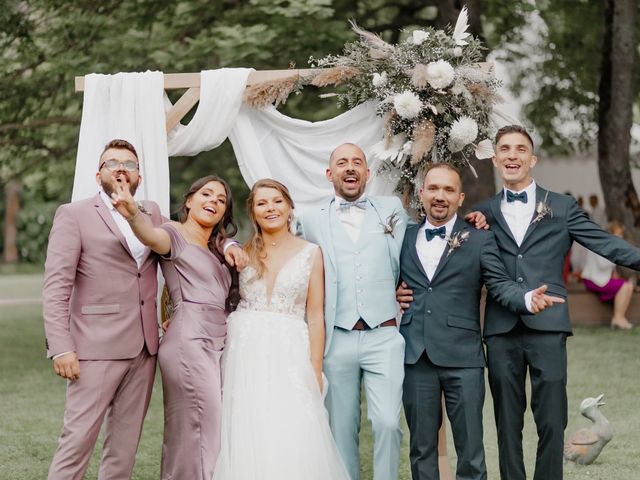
[1,281,638,479]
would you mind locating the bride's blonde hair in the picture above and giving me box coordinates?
[245,179,295,277]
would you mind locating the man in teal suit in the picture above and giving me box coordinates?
[298,143,409,480]
[399,164,562,480]
[474,125,640,480]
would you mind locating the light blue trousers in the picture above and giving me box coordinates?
[324,326,405,480]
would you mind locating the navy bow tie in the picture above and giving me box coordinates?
[425,226,446,241]
[338,198,367,211]
[506,190,528,203]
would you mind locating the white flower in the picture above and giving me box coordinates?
[452,6,471,46]
[453,46,463,57]
[448,116,478,152]
[410,30,429,45]
[393,91,422,119]
[425,60,455,90]
[372,71,388,87]
[370,134,407,163]
[474,139,494,159]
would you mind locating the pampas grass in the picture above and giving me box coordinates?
[410,64,430,89]
[244,75,300,108]
[349,20,394,60]
[310,67,360,87]
[411,120,436,164]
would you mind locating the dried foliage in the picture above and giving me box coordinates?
[244,75,301,109]
[309,67,360,87]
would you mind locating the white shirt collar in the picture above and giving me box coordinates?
[503,179,537,198]
[422,213,458,235]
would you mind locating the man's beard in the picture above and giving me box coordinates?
[101,178,138,197]
[429,203,450,221]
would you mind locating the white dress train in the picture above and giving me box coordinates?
[212,243,350,480]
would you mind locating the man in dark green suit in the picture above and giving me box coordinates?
[474,125,640,480]
[399,164,563,480]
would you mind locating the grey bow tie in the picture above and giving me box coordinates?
[338,199,367,211]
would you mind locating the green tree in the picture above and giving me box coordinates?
[1,0,505,262]
[487,0,640,241]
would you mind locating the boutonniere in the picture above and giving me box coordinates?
[446,230,470,256]
[136,202,152,216]
[380,211,400,238]
[531,191,552,224]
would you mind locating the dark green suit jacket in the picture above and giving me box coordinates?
[475,185,640,337]
[399,217,529,367]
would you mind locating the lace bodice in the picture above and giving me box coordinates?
[236,243,317,319]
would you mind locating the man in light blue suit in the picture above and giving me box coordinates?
[298,143,409,480]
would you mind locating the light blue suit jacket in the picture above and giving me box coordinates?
[298,196,408,354]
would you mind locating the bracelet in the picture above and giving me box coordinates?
[127,210,141,223]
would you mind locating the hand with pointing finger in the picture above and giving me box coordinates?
[529,284,565,314]
[110,177,139,221]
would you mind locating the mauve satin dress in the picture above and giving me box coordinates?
[157,223,231,480]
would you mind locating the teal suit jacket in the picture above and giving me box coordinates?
[298,196,408,354]
[399,217,529,367]
[475,185,640,337]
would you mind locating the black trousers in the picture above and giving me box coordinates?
[485,324,568,480]
[403,353,487,480]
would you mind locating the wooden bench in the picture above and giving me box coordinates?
[566,281,640,326]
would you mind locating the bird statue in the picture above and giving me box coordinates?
[564,394,613,465]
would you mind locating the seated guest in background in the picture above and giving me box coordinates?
[582,221,635,330]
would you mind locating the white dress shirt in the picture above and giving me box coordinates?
[416,215,458,280]
[335,195,367,243]
[500,180,537,246]
[99,190,149,267]
[499,181,538,312]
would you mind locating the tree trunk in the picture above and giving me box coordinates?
[3,180,21,264]
[437,0,496,208]
[598,0,640,242]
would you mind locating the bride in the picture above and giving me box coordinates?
[212,179,349,480]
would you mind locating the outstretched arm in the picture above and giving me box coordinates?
[110,178,171,255]
[306,247,326,392]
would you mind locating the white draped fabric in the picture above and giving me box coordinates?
[73,71,170,214]
[229,102,387,211]
[72,68,393,215]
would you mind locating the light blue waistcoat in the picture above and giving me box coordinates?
[298,196,408,354]
[330,208,398,329]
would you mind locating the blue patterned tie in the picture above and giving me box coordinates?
[338,198,367,211]
[425,226,446,241]
[506,191,528,203]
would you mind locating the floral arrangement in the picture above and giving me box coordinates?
[309,7,500,193]
[446,230,470,256]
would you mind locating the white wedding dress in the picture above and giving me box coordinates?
[212,243,350,480]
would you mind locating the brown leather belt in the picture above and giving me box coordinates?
[352,318,397,331]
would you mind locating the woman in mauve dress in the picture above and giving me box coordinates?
[111,174,246,480]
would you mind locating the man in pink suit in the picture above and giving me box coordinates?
[43,139,163,479]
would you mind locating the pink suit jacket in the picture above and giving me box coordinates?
[43,193,162,360]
